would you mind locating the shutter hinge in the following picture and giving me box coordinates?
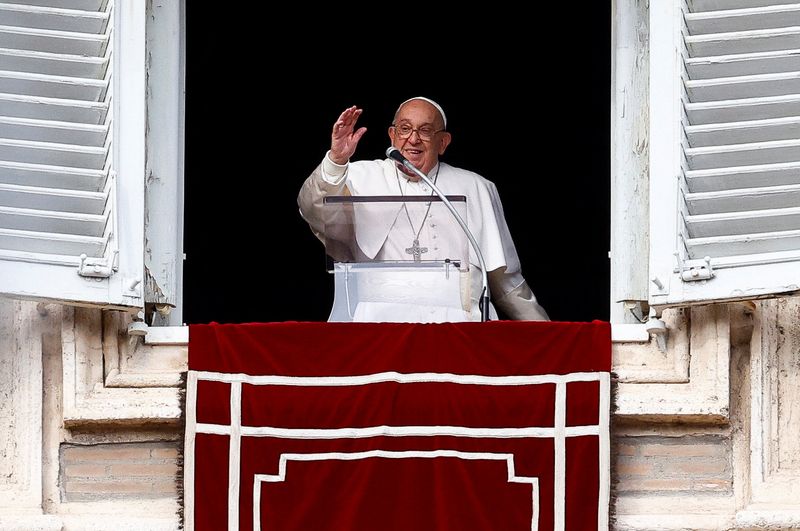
[77,251,118,279]
[678,255,714,282]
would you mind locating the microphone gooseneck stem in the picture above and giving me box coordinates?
[399,158,491,322]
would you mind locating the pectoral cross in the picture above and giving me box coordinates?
[405,239,428,262]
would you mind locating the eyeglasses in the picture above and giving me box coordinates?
[391,123,445,141]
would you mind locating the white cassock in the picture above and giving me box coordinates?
[298,152,549,322]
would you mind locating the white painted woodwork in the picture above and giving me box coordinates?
[610,0,651,322]
[143,323,652,346]
[143,0,184,322]
[109,0,145,308]
[0,0,145,309]
[144,324,188,345]
[610,323,651,342]
[649,0,800,307]
[648,0,683,305]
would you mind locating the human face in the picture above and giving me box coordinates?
[388,99,451,179]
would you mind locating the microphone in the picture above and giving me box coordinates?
[386,146,407,165]
[384,146,492,322]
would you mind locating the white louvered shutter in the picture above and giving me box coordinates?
[649,0,800,307]
[0,0,145,308]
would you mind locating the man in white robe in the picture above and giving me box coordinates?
[298,97,549,322]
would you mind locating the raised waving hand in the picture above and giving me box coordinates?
[329,106,367,165]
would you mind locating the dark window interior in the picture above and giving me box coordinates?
[183,10,611,324]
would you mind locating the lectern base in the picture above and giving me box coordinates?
[328,262,471,323]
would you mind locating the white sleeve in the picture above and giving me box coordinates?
[320,150,348,184]
[490,272,550,321]
[297,152,350,240]
[483,180,549,321]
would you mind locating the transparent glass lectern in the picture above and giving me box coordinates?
[322,195,471,323]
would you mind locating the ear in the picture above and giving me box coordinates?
[437,132,452,155]
[388,126,397,144]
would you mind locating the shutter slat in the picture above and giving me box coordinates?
[0,138,106,168]
[686,71,800,102]
[0,116,106,145]
[686,183,800,214]
[689,0,800,13]
[686,116,800,147]
[686,161,800,192]
[0,160,105,190]
[0,69,106,100]
[0,205,106,236]
[687,229,800,257]
[0,182,104,213]
[0,226,105,256]
[1,1,106,10]
[687,94,800,124]
[686,206,800,237]
[0,92,107,123]
[0,25,107,55]
[686,138,800,169]
[0,3,108,34]
[687,27,800,56]
[0,47,106,77]
[686,4,800,34]
[688,49,800,80]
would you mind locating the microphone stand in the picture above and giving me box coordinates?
[389,150,491,322]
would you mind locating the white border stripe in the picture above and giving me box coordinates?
[184,371,198,531]
[188,367,611,530]
[554,381,566,531]
[253,451,540,531]
[194,370,603,386]
[196,424,600,439]
[597,372,611,530]
[228,381,242,531]
[252,473,262,531]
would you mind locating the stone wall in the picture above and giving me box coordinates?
[2,296,800,529]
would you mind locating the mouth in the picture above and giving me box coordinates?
[403,148,424,159]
